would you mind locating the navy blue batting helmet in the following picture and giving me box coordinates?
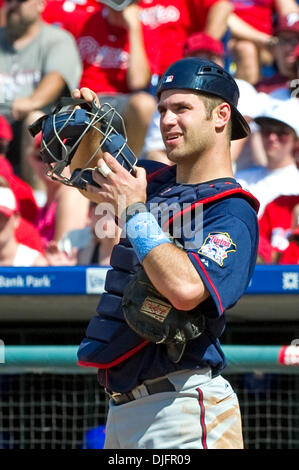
[156,57,250,141]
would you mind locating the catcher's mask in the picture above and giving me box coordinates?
[28,97,137,193]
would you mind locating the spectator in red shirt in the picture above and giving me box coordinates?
[228,1,299,85]
[0,114,12,154]
[279,240,299,263]
[0,174,45,253]
[0,115,39,224]
[0,186,47,266]
[77,1,157,156]
[42,0,102,38]
[189,0,232,40]
[140,0,231,79]
[0,0,5,27]
[279,204,299,263]
[256,14,299,94]
[259,194,299,262]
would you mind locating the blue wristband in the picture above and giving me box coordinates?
[125,211,172,262]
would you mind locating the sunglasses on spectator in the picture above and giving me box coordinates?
[5,0,29,3]
[260,125,295,138]
[277,37,299,47]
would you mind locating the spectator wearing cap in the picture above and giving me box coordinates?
[0,186,47,266]
[182,31,225,63]
[227,1,299,85]
[42,0,101,38]
[235,97,299,217]
[256,13,299,95]
[0,114,39,224]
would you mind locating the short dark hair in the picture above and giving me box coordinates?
[199,92,233,139]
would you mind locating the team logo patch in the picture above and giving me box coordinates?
[140,297,171,323]
[198,232,236,266]
[164,75,174,83]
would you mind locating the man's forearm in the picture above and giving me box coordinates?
[124,203,209,310]
[205,1,233,39]
[142,243,210,311]
[227,13,271,44]
[274,0,299,17]
[127,23,151,90]
[30,72,66,110]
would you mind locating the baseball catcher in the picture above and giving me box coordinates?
[30,57,259,449]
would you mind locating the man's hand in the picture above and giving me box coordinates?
[11,97,35,121]
[45,241,78,266]
[72,87,100,107]
[86,152,147,219]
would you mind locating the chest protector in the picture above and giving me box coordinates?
[77,164,259,370]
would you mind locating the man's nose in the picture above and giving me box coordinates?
[161,110,177,126]
[267,132,279,142]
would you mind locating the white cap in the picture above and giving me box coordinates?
[0,187,18,217]
[254,97,299,137]
[235,79,263,119]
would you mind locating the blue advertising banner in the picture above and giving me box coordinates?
[0,265,298,295]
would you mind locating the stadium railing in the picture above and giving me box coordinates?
[0,265,299,449]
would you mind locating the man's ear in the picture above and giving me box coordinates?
[38,0,46,14]
[214,102,231,132]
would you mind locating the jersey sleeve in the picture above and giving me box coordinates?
[186,199,258,317]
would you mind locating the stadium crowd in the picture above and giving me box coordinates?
[0,0,299,267]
